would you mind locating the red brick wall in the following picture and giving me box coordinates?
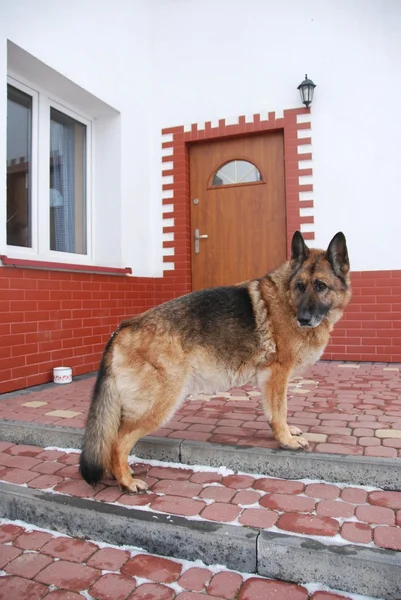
[325,270,401,362]
[0,267,156,394]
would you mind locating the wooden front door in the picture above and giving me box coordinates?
[190,131,286,290]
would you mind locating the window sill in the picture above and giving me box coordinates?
[0,255,132,276]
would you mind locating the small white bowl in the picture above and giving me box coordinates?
[53,366,72,384]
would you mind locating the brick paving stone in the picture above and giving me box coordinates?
[310,426,352,436]
[5,552,53,578]
[0,467,41,484]
[376,429,401,438]
[0,523,25,543]
[238,577,308,600]
[147,466,193,481]
[35,450,66,461]
[305,483,340,499]
[239,508,278,528]
[31,461,64,475]
[94,486,124,503]
[119,492,157,507]
[87,548,130,571]
[175,593,216,600]
[201,502,242,522]
[253,478,304,494]
[364,446,398,458]
[314,443,364,455]
[189,472,222,485]
[152,480,203,498]
[0,544,23,568]
[199,485,235,502]
[341,522,372,544]
[6,444,43,457]
[232,490,261,505]
[260,493,315,513]
[169,431,211,441]
[41,537,98,562]
[0,442,15,452]
[373,526,401,550]
[54,479,105,498]
[358,436,380,446]
[311,593,353,600]
[341,488,367,504]
[122,554,182,583]
[369,490,401,509]
[207,571,243,599]
[351,428,375,437]
[55,465,81,479]
[221,474,255,489]
[35,560,100,591]
[42,591,83,599]
[29,474,64,489]
[303,433,327,442]
[150,495,205,517]
[58,454,79,465]
[0,575,48,600]
[129,583,175,599]
[6,454,43,470]
[356,504,395,525]
[382,438,401,448]
[178,567,212,591]
[277,513,339,536]
[89,573,136,600]
[317,500,355,518]
[15,530,54,551]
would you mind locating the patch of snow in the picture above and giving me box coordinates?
[128,455,234,477]
[0,517,67,538]
[45,446,81,454]
[304,582,384,600]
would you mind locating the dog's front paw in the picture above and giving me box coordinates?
[289,425,303,436]
[280,435,309,450]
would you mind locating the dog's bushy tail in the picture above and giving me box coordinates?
[79,341,120,485]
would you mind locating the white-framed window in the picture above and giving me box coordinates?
[6,74,92,263]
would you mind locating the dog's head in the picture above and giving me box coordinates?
[288,231,351,329]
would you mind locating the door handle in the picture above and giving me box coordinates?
[194,228,208,254]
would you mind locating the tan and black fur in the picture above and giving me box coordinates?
[80,231,351,493]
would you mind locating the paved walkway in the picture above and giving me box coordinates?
[0,362,400,458]
[1,441,400,551]
[0,519,379,600]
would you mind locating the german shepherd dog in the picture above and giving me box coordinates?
[80,231,351,493]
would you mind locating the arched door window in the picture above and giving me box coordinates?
[211,160,262,187]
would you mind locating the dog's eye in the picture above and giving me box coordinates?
[296,281,306,293]
[315,281,327,292]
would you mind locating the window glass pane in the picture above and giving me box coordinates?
[7,85,32,247]
[211,160,261,187]
[50,108,87,254]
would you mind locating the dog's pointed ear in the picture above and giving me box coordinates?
[291,231,310,263]
[326,232,350,276]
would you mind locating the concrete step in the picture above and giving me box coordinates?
[0,442,400,598]
[1,419,401,490]
[0,517,383,600]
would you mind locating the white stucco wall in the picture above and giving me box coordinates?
[0,0,400,275]
[0,0,154,274]
[149,0,401,272]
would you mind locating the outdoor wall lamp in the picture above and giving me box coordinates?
[298,74,316,108]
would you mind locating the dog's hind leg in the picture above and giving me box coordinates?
[111,376,187,494]
[110,421,148,494]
